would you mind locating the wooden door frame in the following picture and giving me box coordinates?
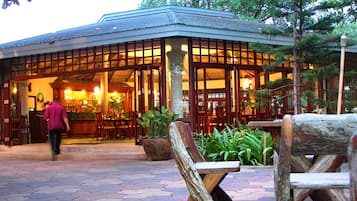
[191,64,234,133]
[1,81,12,146]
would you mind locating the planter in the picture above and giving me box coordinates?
[142,137,172,161]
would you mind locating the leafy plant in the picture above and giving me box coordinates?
[138,106,179,137]
[108,96,124,115]
[195,123,273,166]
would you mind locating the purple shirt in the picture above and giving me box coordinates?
[44,101,68,130]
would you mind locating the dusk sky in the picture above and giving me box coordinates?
[0,0,142,44]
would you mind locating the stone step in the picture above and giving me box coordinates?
[0,143,147,160]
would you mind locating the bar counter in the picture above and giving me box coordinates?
[67,112,96,138]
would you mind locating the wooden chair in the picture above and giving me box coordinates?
[276,114,357,201]
[169,121,240,201]
[95,112,115,140]
[10,117,22,145]
[121,111,137,139]
[209,106,226,132]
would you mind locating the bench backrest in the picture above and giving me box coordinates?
[283,114,357,155]
[173,121,204,162]
[169,121,213,201]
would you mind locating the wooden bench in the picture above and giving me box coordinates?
[169,121,240,201]
[276,114,357,201]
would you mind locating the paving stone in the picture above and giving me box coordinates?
[0,158,276,201]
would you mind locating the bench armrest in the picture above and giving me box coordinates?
[290,172,350,189]
[195,161,240,174]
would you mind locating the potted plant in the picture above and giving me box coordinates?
[138,106,179,161]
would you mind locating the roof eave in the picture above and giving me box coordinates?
[0,25,294,59]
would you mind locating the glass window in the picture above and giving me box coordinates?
[10,39,162,79]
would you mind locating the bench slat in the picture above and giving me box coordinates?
[195,161,240,174]
[290,172,350,189]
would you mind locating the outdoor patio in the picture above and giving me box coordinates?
[1,140,353,201]
[0,157,275,201]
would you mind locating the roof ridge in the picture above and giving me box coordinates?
[98,5,235,22]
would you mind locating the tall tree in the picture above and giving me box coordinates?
[139,0,167,8]
[252,0,356,114]
[215,0,274,22]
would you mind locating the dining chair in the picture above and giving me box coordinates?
[95,112,116,140]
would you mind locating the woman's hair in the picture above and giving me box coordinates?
[44,101,51,107]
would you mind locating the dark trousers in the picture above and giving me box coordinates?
[48,129,62,154]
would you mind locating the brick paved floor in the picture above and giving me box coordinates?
[0,158,275,201]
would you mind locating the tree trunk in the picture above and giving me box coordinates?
[293,2,304,115]
[293,26,302,115]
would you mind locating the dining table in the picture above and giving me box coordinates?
[104,118,132,139]
[247,119,282,151]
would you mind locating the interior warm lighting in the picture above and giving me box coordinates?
[201,48,208,55]
[128,52,135,58]
[210,49,217,55]
[165,44,172,52]
[260,73,265,85]
[287,73,293,79]
[12,87,17,94]
[192,48,200,55]
[94,86,101,94]
[242,78,253,90]
[153,49,161,56]
[269,72,282,82]
[136,51,143,57]
[181,44,188,52]
[64,88,72,100]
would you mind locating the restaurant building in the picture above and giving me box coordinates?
[0,6,356,146]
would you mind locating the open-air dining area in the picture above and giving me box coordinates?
[1,5,356,147]
[1,3,357,201]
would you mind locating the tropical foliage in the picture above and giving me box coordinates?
[138,106,179,137]
[195,123,273,166]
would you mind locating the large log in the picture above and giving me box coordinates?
[277,114,357,201]
[291,114,357,200]
[291,114,357,155]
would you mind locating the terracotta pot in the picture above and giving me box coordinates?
[142,137,172,161]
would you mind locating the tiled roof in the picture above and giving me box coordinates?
[0,6,292,58]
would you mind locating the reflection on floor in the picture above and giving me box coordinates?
[62,137,135,145]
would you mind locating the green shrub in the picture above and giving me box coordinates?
[195,123,273,166]
[137,106,178,137]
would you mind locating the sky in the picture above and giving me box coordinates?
[0,0,142,44]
